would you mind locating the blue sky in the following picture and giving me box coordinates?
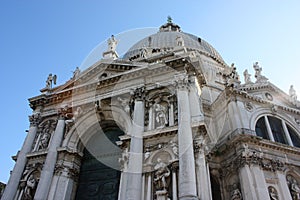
[0,0,300,183]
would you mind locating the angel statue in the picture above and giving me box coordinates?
[46,73,57,89]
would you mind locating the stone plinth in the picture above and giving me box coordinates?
[156,189,168,200]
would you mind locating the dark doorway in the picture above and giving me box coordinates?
[210,174,222,200]
[75,127,124,200]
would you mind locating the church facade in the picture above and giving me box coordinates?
[2,20,300,200]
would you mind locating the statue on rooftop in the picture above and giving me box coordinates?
[243,69,252,84]
[176,35,184,47]
[107,35,118,52]
[253,62,268,83]
[46,73,57,89]
[72,67,80,79]
[289,85,297,101]
[253,62,262,78]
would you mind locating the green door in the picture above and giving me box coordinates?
[75,128,123,200]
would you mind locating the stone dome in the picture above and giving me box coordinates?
[123,22,225,64]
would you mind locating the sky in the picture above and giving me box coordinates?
[0,0,300,183]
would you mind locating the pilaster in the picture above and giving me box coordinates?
[34,110,66,200]
[1,113,41,200]
[175,73,198,200]
[194,134,212,200]
[125,87,145,200]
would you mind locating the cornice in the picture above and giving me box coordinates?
[215,132,300,158]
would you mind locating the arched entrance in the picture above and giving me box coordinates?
[75,125,124,200]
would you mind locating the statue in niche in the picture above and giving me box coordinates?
[38,131,50,150]
[289,85,297,101]
[154,102,168,128]
[38,121,53,150]
[154,158,170,191]
[23,174,37,200]
[144,147,151,160]
[170,141,178,156]
[243,69,252,84]
[230,183,242,200]
[268,186,279,200]
[107,35,118,52]
[289,177,300,200]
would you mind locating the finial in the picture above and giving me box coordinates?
[167,16,172,23]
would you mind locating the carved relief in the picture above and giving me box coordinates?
[29,112,41,127]
[19,164,42,200]
[145,90,176,130]
[132,86,146,101]
[174,73,190,90]
[170,141,178,156]
[236,144,263,168]
[118,147,129,171]
[268,186,279,200]
[33,119,56,151]
[265,93,273,101]
[244,102,254,112]
[261,159,284,172]
[22,174,38,200]
[54,162,79,179]
[287,175,300,200]
[230,183,242,200]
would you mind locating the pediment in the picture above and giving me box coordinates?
[238,81,300,109]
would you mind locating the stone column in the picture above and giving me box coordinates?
[276,171,293,200]
[126,87,145,200]
[142,174,145,200]
[238,165,256,199]
[238,149,269,200]
[145,173,152,200]
[194,137,212,200]
[171,164,178,200]
[168,99,175,126]
[2,113,41,200]
[175,73,198,200]
[147,102,154,130]
[34,114,65,200]
[48,157,79,200]
[250,165,269,199]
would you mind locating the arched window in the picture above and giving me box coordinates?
[255,117,269,140]
[255,116,300,147]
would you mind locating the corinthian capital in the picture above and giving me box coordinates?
[29,112,41,126]
[131,86,146,101]
[174,73,190,90]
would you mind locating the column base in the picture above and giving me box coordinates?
[179,195,199,200]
